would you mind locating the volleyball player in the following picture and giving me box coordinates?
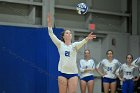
[96,50,121,93]
[79,49,95,93]
[47,14,96,93]
[116,54,139,93]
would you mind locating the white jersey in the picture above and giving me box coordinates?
[116,63,136,79]
[48,27,87,74]
[96,59,121,79]
[79,59,95,78]
[132,57,140,67]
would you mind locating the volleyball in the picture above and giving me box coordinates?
[76,3,88,14]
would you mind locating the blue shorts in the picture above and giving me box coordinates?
[58,71,78,79]
[80,75,94,82]
[103,77,116,83]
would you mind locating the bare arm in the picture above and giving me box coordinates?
[96,68,106,76]
[133,76,140,81]
[133,67,140,81]
[81,68,94,73]
[79,60,94,73]
[96,62,106,76]
[116,67,123,81]
[85,32,96,41]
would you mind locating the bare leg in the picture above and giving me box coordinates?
[68,76,78,93]
[80,80,87,93]
[103,83,110,93]
[58,76,68,93]
[110,82,116,93]
[87,80,94,93]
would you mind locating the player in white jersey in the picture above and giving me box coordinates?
[116,54,139,93]
[96,50,121,93]
[79,49,95,93]
[47,14,96,93]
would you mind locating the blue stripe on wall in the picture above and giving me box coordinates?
[0,25,63,93]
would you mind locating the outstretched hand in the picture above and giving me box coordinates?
[86,32,96,41]
[47,13,52,27]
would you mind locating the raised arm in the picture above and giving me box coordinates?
[74,32,96,50]
[86,32,96,41]
[47,14,61,47]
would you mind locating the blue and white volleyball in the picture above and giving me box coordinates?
[76,3,88,14]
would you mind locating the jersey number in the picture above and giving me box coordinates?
[126,72,132,75]
[65,51,70,57]
[107,67,112,71]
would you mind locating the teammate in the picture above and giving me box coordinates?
[96,50,121,93]
[47,14,96,93]
[116,54,139,93]
[79,49,95,93]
